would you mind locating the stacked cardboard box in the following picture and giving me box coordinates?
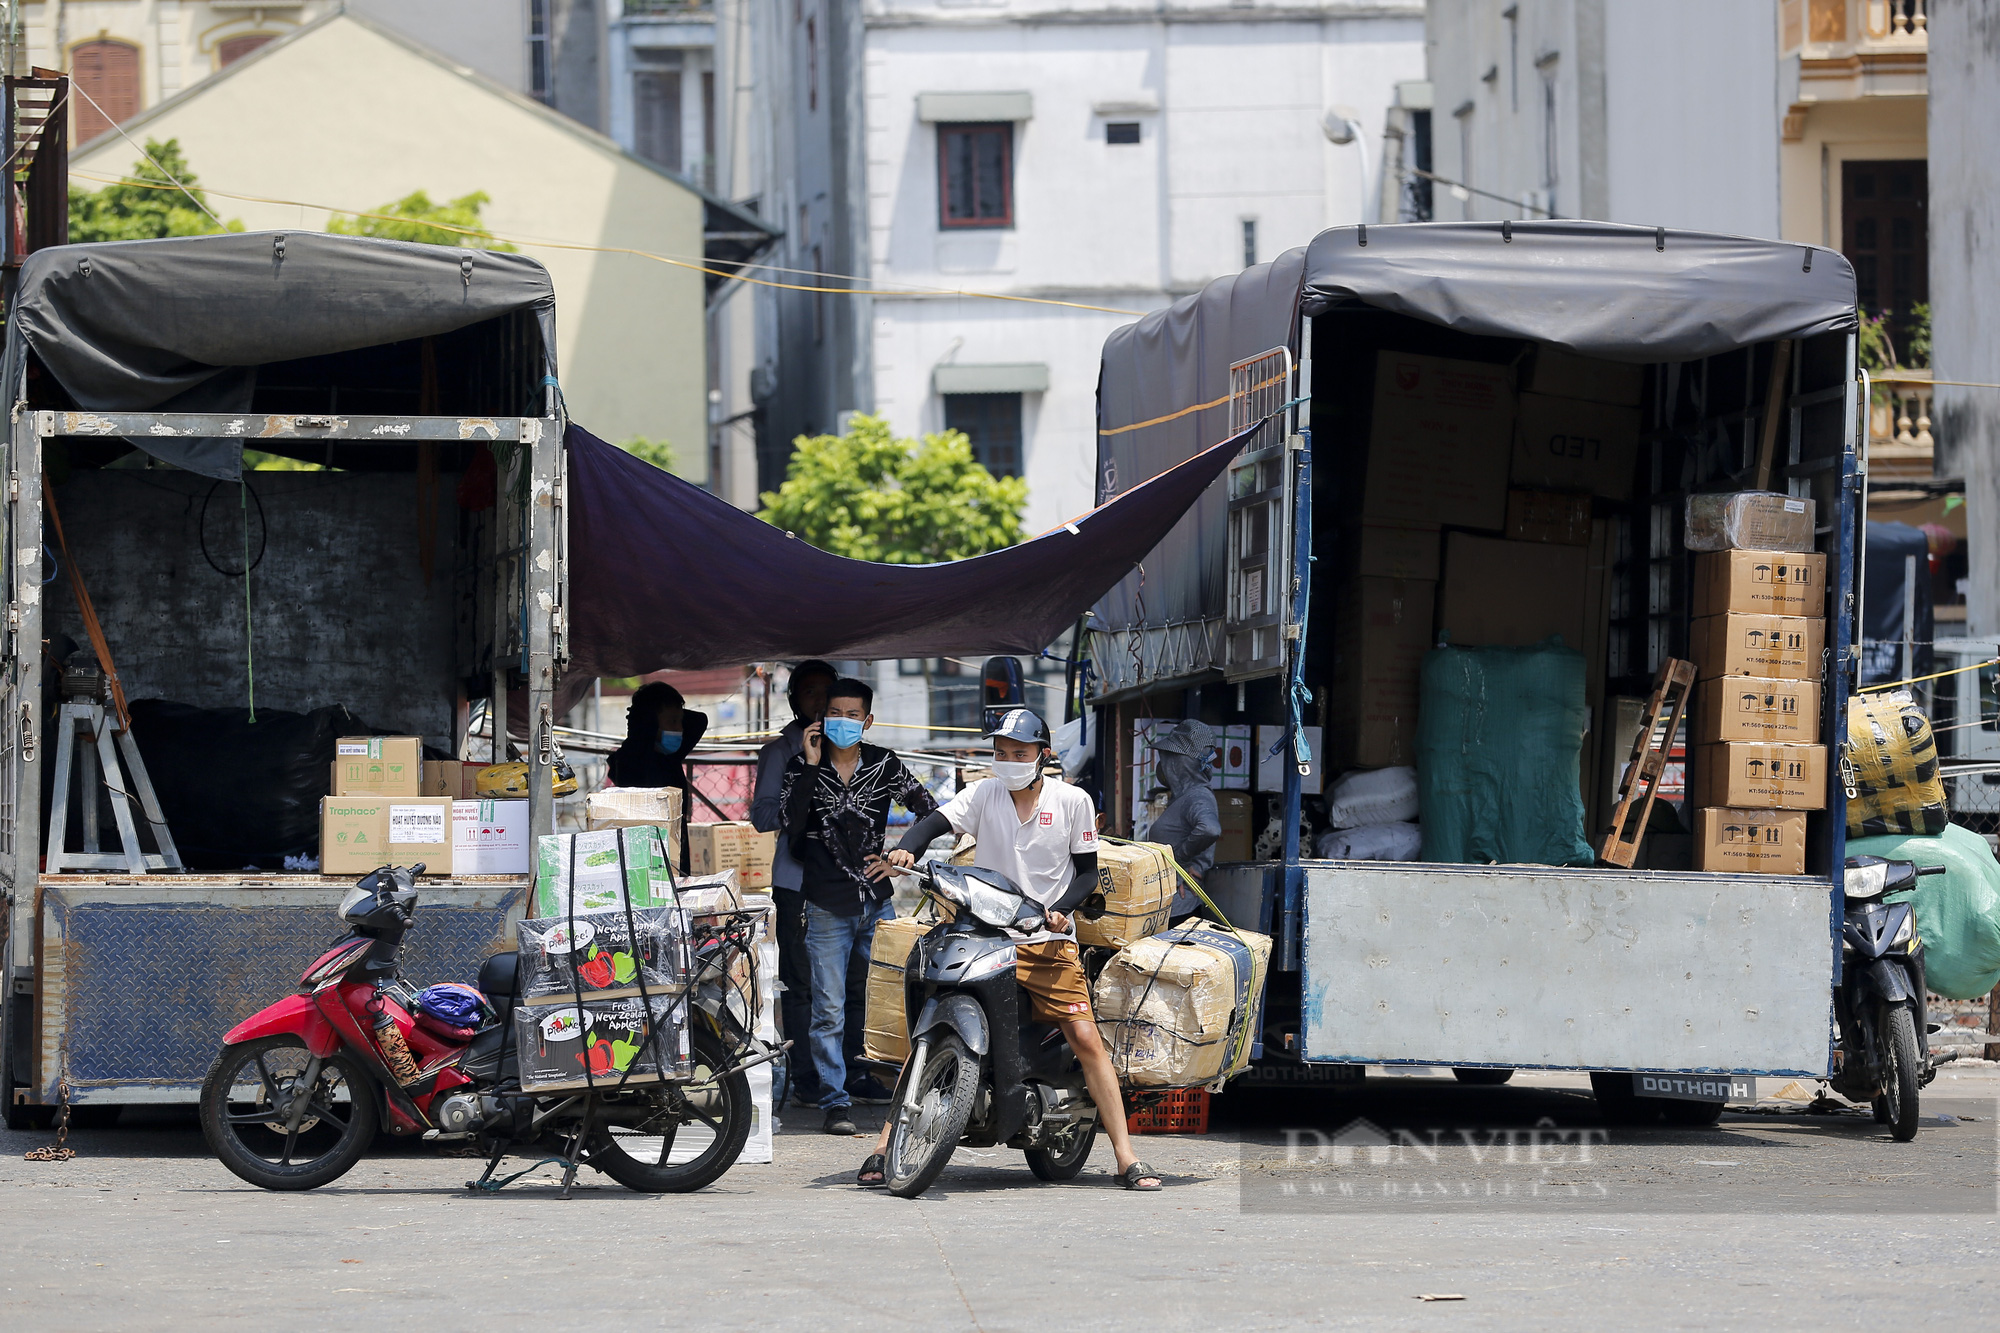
[1689,539,1829,874]
[688,821,777,889]
[320,736,452,875]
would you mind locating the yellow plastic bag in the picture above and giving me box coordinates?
[474,761,579,798]
[1844,690,1946,836]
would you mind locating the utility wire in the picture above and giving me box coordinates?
[68,85,225,227]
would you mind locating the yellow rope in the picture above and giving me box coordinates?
[67,170,1149,317]
[1858,658,2000,693]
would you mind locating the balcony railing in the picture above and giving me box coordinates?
[1868,369,1935,480]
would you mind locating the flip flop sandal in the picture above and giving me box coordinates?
[1117,1160,1162,1191]
[856,1153,887,1187]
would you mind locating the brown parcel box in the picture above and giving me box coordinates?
[1689,613,1825,682]
[1692,550,1827,619]
[332,736,422,796]
[1523,346,1646,406]
[1694,807,1807,875]
[1436,533,1587,649]
[421,760,483,799]
[1075,841,1175,950]
[862,915,935,1065]
[1346,522,1442,581]
[320,796,454,875]
[1329,576,1435,769]
[1216,791,1254,864]
[1693,676,1821,745]
[688,821,777,889]
[1362,351,1514,531]
[1505,489,1593,546]
[1691,742,1828,811]
[1510,391,1642,501]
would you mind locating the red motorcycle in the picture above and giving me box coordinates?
[199,864,763,1193]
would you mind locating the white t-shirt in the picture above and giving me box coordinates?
[938,775,1098,940]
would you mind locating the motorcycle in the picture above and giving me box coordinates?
[1831,854,1944,1142]
[881,863,1102,1198]
[199,864,775,1193]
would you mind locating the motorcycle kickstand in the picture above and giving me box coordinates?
[467,1140,509,1192]
[560,1095,597,1200]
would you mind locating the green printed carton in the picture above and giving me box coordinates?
[532,826,677,918]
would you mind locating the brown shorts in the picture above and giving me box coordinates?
[1016,938,1094,1024]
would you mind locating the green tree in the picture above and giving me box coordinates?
[618,436,676,473]
[68,139,243,241]
[327,190,516,251]
[757,414,1026,563]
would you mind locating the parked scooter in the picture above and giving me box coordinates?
[1831,854,1944,1142]
[200,864,770,1192]
[881,863,1103,1197]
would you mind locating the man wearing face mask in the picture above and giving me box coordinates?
[780,677,939,1135]
[862,708,1163,1191]
[1146,720,1222,922]
[606,681,708,871]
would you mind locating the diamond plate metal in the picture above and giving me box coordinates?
[46,896,520,1092]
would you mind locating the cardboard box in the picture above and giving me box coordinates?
[1217,791,1254,864]
[1690,613,1824,683]
[584,787,683,864]
[1214,724,1252,791]
[1505,489,1594,546]
[1692,676,1822,745]
[533,827,678,917]
[1346,522,1442,581]
[1692,550,1828,619]
[1329,576,1434,770]
[450,798,531,875]
[1362,352,1515,530]
[862,915,935,1065]
[1694,807,1808,875]
[1436,533,1588,649]
[1691,743,1828,811]
[319,796,453,876]
[1076,841,1176,950]
[422,760,484,799]
[1254,724,1323,796]
[1511,391,1641,500]
[513,992,691,1092]
[1523,346,1647,407]
[1685,492,1817,553]
[516,904,690,1003]
[688,821,777,890]
[331,736,423,796]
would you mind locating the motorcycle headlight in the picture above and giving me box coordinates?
[962,878,1023,928]
[1892,913,1916,948]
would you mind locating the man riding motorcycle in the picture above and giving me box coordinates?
[856,708,1163,1192]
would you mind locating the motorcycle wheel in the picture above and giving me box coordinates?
[589,1024,752,1193]
[1874,1004,1922,1143]
[885,1034,980,1198]
[199,1036,378,1191]
[1025,1118,1099,1182]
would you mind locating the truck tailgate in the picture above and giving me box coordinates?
[1300,862,1835,1076]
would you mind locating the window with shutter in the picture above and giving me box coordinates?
[217,35,276,68]
[72,40,141,144]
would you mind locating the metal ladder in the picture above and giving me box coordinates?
[44,700,182,874]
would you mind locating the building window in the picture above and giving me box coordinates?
[217,34,276,68]
[1401,108,1433,222]
[1454,101,1475,220]
[1539,69,1558,214]
[1241,219,1257,269]
[1106,121,1140,145]
[71,39,140,144]
[529,0,550,101]
[806,15,817,113]
[633,50,684,173]
[1842,159,1928,357]
[938,123,1013,229]
[945,393,1022,478]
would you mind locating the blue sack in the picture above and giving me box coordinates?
[414,983,488,1028]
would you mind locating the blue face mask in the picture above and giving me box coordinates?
[655,732,684,756]
[822,716,865,750]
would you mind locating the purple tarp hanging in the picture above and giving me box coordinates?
[563,423,1254,677]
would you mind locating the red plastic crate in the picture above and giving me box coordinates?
[1126,1087,1211,1135]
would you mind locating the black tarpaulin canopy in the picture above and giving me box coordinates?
[1093,220,1861,674]
[2,231,558,479]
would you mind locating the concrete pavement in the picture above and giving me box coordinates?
[2,1066,1995,1331]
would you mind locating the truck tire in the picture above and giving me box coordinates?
[1452,1068,1514,1085]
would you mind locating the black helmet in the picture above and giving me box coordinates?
[984,707,1049,746]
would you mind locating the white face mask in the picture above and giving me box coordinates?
[991,760,1041,791]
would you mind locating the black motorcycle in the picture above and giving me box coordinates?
[881,864,1101,1198]
[1831,855,1943,1142]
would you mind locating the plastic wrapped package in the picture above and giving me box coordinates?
[1845,690,1948,836]
[515,904,691,1001]
[1847,823,2000,999]
[1076,841,1176,949]
[1314,821,1423,862]
[1685,491,1816,553]
[532,827,678,916]
[513,992,690,1092]
[1322,765,1419,829]
[674,869,744,922]
[1094,922,1273,1088]
[1416,639,1594,866]
[585,786,684,829]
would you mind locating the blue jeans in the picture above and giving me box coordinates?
[805,897,894,1111]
